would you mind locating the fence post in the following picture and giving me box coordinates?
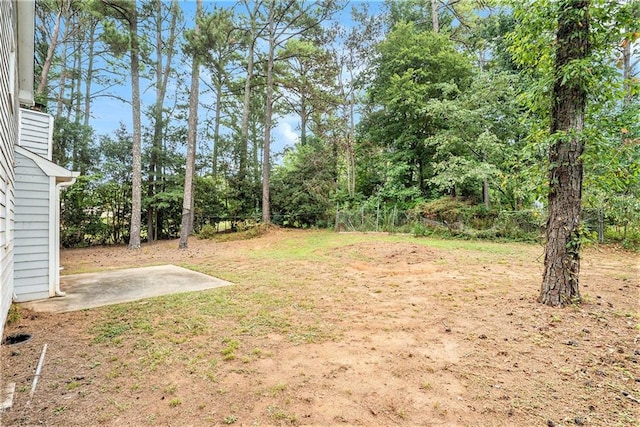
[376,200,380,232]
[335,203,339,232]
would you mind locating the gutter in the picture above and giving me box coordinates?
[54,178,77,297]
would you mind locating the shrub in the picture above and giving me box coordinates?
[7,304,21,325]
[198,224,218,240]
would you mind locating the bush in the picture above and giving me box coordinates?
[215,224,270,242]
[198,224,218,240]
[197,222,270,242]
[6,304,21,325]
[605,226,640,251]
[411,197,498,229]
[492,210,544,241]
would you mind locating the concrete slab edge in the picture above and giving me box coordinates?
[1,382,15,411]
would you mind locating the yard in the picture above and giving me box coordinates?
[1,229,639,426]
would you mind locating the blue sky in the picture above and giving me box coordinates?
[89,0,385,164]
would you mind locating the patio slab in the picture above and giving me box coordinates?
[20,265,233,313]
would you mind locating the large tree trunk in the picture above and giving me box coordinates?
[262,0,275,224]
[179,0,201,249]
[129,8,143,250]
[540,0,590,306]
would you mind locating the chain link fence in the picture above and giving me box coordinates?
[335,206,609,243]
[194,205,620,245]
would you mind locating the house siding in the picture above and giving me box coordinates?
[14,153,51,302]
[0,0,19,333]
[19,109,53,158]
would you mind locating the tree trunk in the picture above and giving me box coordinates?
[212,75,223,178]
[348,91,356,197]
[72,29,84,171]
[129,7,143,250]
[147,0,179,241]
[179,0,201,249]
[36,5,64,100]
[55,22,71,118]
[483,178,490,209]
[540,0,590,306]
[83,23,96,129]
[430,0,439,33]
[622,33,632,107]
[239,33,256,185]
[81,22,97,175]
[300,99,307,145]
[483,153,490,209]
[262,0,275,224]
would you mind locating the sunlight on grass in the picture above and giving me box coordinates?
[84,229,541,406]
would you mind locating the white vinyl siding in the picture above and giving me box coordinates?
[14,153,51,301]
[0,0,18,333]
[18,109,53,158]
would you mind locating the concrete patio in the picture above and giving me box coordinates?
[20,265,233,313]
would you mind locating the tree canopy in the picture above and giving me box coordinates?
[31,0,638,262]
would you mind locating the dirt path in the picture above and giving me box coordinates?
[2,230,639,426]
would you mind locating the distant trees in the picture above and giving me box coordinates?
[97,0,144,249]
[33,0,637,259]
[362,22,473,205]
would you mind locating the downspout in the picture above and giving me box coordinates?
[53,179,76,296]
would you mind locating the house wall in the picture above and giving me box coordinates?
[18,109,53,158]
[14,153,51,302]
[0,0,19,332]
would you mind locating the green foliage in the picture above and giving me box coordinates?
[505,0,640,251]
[100,124,133,182]
[198,223,269,242]
[37,0,640,251]
[99,17,131,57]
[90,320,131,344]
[61,175,111,247]
[607,226,640,251]
[270,137,337,228]
[358,19,530,209]
[428,70,527,205]
[583,98,640,238]
[52,117,97,175]
[60,125,137,247]
[338,199,544,242]
[198,224,218,240]
[359,22,473,203]
[193,175,227,231]
[143,186,184,239]
[412,197,495,228]
[6,304,21,326]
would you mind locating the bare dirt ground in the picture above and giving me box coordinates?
[1,229,639,426]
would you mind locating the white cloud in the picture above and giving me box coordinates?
[272,114,299,154]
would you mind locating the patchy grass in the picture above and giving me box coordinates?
[3,229,638,427]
